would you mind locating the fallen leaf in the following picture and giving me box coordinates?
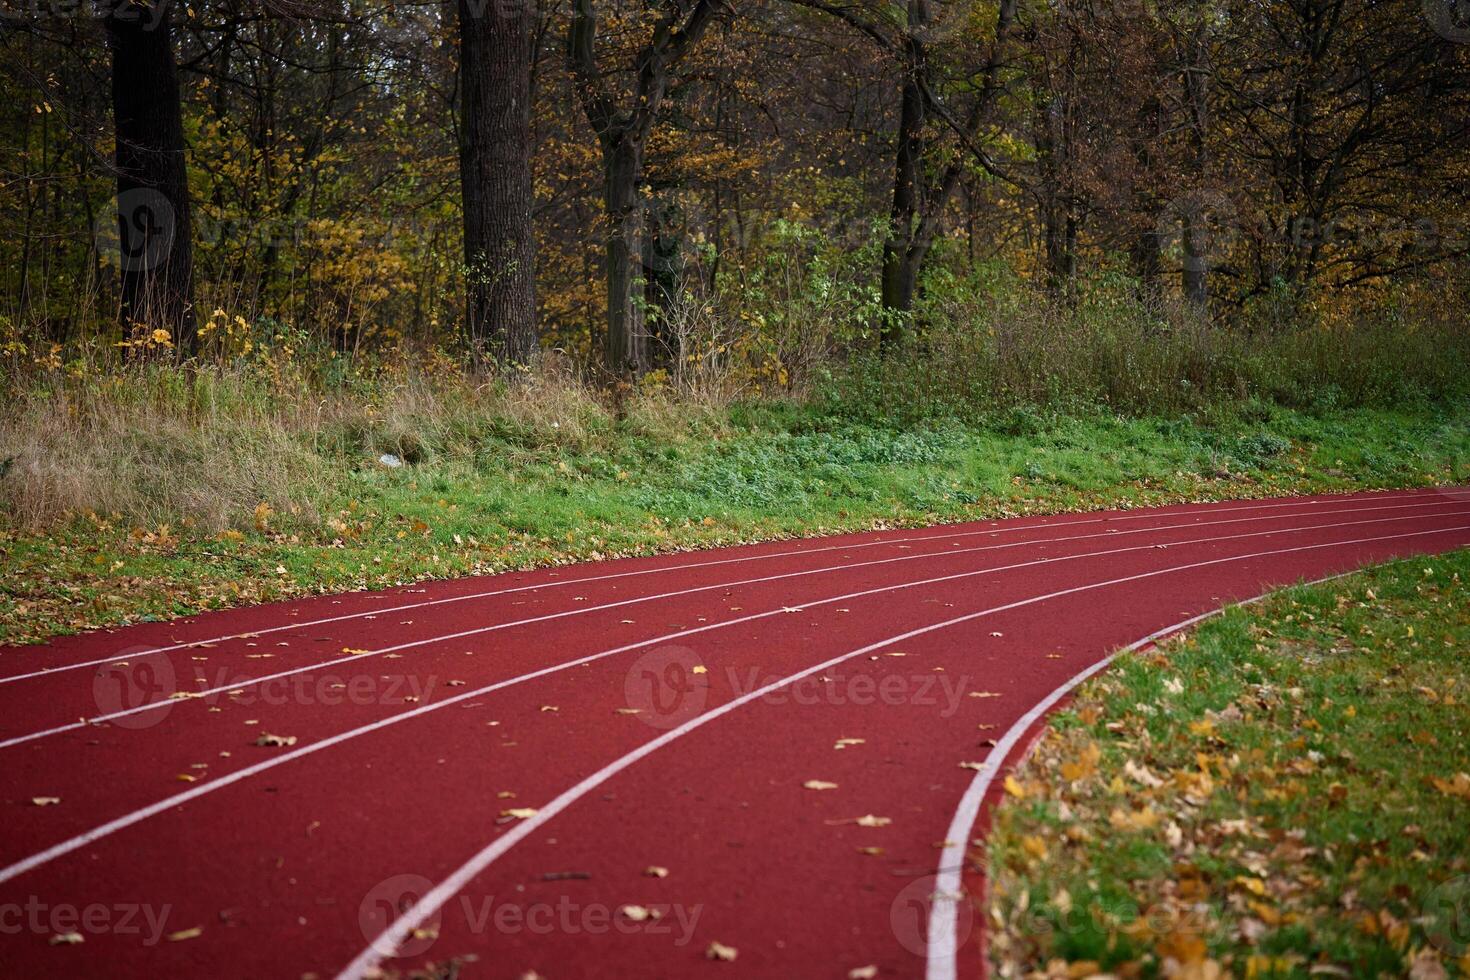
[619,905,661,922]
[49,931,84,945]
[804,780,839,791]
[643,866,669,878]
[166,927,203,942]
[501,808,538,819]
[855,814,891,827]
[254,733,297,747]
[706,941,738,962]
[834,738,865,749]
[849,967,878,979]
[969,691,1001,699]
[31,796,61,807]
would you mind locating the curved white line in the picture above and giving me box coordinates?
[922,570,1357,980]
[4,499,1461,749]
[337,527,1470,978]
[1,487,1444,685]
[5,518,1464,891]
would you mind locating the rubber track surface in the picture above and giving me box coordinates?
[1,487,1467,979]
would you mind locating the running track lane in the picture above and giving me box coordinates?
[0,488,1465,978]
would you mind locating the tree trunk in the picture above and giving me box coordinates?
[878,0,928,345]
[105,0,195,351]
[603,137,647,376]
[459,0,537,366]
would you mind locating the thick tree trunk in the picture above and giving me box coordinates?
[459,0,537,365]
[603,138,647,376]
[105,1,195,351]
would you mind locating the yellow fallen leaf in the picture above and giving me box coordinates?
[644,866,669,878]
[692,665,708,675]
[49,931,84,945]
[1430,773,1470,799]
[706,941,738,962]
[31,796,61,806]
[618,905,660,922]
[341,647,371,655]
[857,846,884,856]
[1233,875,1267,896]
[1021,835,1048,860]
[849,967,878,979]
[855,814,891,827]
[804,780,839,791]
[166,927,203,942]
[1004,775,1026,799]
[502,808,538,819]
[254,733,297,747]
[959,761,987,771]
[834,738,865,749]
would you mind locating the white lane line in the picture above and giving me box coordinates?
[338,525,1470,979]
[1,487,1444,685]
[4,515,1465,891]
[923,570,1356,980]
[3,498,1460,748]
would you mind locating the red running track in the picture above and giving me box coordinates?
[0,487,1467,979]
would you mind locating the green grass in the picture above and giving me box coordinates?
[986,550,1470,979]
[2,395,1469,645]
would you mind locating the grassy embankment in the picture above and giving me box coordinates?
[986,550,1470,979]
[1,361,1467,644]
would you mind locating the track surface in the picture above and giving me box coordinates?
[2,487,1468,978]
